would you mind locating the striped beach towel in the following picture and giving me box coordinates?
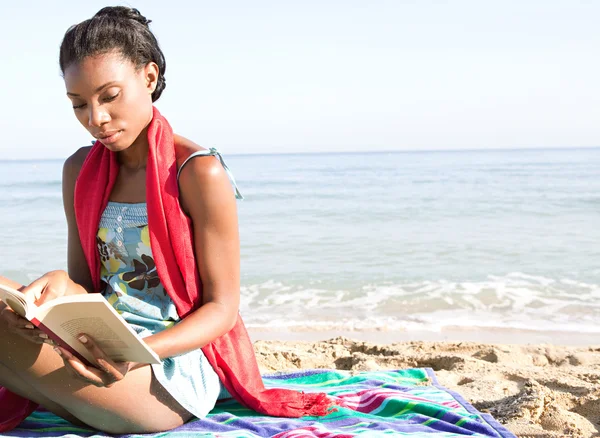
[1,368,515,437]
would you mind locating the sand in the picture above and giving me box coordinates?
[252,336,600,438]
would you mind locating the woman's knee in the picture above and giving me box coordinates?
[0,276,24,290]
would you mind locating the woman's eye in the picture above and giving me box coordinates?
[71,92,119,110]
[104,92,120,102]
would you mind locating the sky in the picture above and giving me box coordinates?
[1,0,599,159]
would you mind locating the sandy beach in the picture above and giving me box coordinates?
[252,335,600,438]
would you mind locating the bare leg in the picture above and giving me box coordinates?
[0,361,85,426]
[0,275,24,290]
[0,276,193,434]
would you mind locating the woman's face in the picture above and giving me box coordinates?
[64,51,158,152]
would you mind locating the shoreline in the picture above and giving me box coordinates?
[249,326,600,347]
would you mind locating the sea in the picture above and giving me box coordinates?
[1,148,599,339]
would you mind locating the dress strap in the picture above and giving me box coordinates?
[177,148,244,200]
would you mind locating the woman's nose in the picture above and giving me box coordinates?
[88,105,110,127]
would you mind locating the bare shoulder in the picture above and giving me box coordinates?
[174,134,204,163]
[174,135,232,214]
[63,146,92,184]
[174,134,224,180]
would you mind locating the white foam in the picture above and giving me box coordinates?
[239,273,600,334]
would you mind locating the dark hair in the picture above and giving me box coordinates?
[59,6,166,102]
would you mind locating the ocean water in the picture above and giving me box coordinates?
[1,148,599,336]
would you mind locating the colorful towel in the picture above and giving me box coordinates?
[1,368,515,438]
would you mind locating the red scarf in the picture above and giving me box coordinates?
[0,388,37,431]
[0,107,332,431]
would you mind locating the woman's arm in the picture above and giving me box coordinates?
[144,143,240,359]
[61,147,96,295]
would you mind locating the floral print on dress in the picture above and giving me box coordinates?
[122,254,161,291]
[137,226,151,256]
[97,202,180,327]
[97,228,127,275]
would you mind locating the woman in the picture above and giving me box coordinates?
[0,6,331,434]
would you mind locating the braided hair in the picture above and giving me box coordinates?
[59,6,166,102]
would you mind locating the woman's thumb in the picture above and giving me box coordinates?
[21,277,50,305]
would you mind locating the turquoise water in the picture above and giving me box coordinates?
[1,148,599,334]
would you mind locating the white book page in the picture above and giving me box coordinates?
[0,283,36,319]
[35,295,160,364]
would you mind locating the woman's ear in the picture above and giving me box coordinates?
[144,62,159,94]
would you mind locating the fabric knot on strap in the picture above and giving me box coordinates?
[176,148,244,200]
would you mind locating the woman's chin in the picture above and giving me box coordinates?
[100,140,130,152]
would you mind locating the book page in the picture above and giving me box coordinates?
[35,296,160,365]
[60,317,128,349]
[0,284,33,319]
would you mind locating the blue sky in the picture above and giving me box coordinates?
[1,1,599,159]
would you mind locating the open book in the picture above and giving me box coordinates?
[0,284,160,365]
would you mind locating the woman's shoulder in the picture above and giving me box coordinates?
[173,135,234,214]
[63,146,93,184]
[174,134,223,179]
[174,134,207,164]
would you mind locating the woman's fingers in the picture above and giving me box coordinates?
[21,271,69,306]
[0,305,23,326]
[0,306,49,344]
[78,335,124,385]
[54,347,107,387]
[22,279,57,306]
[52,335,128,387]
[15,328,49,344]
[14,324,54,344]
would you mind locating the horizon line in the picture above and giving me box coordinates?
[0,145,598,162]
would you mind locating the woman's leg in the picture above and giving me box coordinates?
[0,277,193,434]
[0,361,85,426]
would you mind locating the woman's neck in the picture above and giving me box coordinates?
[118,126,149,170]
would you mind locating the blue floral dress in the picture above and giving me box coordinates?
[95,149,240,418]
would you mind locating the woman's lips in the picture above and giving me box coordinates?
[97,130,123,145]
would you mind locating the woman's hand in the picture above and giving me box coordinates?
[53,334,141,387]
[0,305,50,344]
[1,270,88,345]
[22,270,86,306]
[0,270,74,345]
